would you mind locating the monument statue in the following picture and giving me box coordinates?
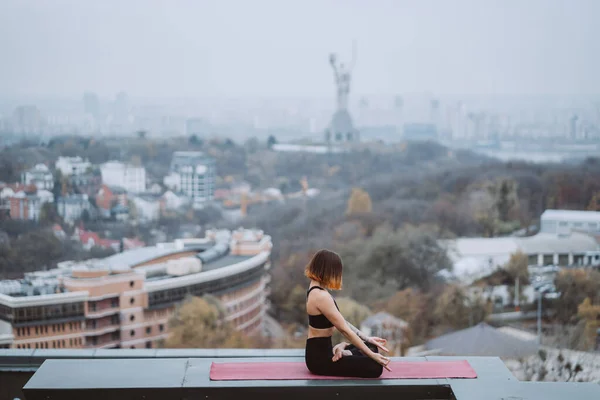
[329,55,352,111]
[326,42,359,143]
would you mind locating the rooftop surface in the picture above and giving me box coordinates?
[0,350,595,400]
[101,245,204,270]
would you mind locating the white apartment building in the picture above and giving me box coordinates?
[540,209,600,235]
[131,195,160,222]
[21,164,54,190]
[55,156,92,176]
[164,152,215,208]
[100,161,146,194]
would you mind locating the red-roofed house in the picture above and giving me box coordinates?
[75,228,120,252]
[96,185,127,219]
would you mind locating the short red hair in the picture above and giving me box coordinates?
[304,249,343,290]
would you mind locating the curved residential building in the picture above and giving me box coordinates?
[0,228,272,350]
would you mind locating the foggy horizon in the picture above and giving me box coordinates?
[1,0,599,99]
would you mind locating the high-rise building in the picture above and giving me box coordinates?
[570,115,579,139]
[83,92,100,119]
[12,106,44,134]
[164,151,215,208]
[114,92,129,119]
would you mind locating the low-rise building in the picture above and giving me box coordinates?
[55,156,92,176]
[69,171,102,198]
[0,228,272,349]
[21,164,54,191]
[74,228,120,251]
[57,194,92,224]
[131,194,161,222]
[100,161,146,194]
[540,209,600,235]
[9,189,54,221]
[110,204,130,222]
[441,230,600,284]
[160,191,190,214]
[96,185,127,219]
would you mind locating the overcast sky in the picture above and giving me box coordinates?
[1,0,599,99]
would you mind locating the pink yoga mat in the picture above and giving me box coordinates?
[210,360,477,380]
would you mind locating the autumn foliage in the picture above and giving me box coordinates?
[164,295,254,348]
[346,188,372,215]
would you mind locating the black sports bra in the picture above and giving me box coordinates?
[307,286,339,329]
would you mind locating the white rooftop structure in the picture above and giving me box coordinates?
[540,209,600,235]
[519,232,599,254]
[271,143,345,154]
[441,230,600,284]
[440,237,519,283]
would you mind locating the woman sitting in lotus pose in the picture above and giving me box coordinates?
[304,249,391,378]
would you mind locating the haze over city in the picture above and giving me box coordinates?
[1,0,599,99]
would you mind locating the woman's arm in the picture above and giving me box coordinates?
[345,320,369,341]
[346,320,389,352]
[316,291,391,370]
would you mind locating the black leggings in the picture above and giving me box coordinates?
[305,336,383,378]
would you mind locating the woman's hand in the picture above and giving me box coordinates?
[367,336,389,353]
[332,342,352,362]
[370,352,392,371]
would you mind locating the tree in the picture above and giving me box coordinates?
[80,209,91,223]
[164,295,253,348]
[432,285,491,333]
[555,269,600,324]
[433,285,470,330]
[505,251,530,285]
[340,225,452,303]
[189,135,203,146]
[587,191,600,211]
[495,178,518,222]
[127,199,138,222]
[278,284,307,326]
[576,298,600,351]
[267,135,277,149]
[346,188,372,215]
[89,246,116,259]
[39,202,59,225]
[386,288,427,324]
[0,243,16,278]
[336,297,371,327]
[11,230,64,273]
[385,288,431,345]
[468,186,498,237]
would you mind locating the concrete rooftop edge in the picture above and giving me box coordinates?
[0,348,306,369]
[16,355,600,400]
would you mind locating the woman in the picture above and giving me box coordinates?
[305,249,391,378]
